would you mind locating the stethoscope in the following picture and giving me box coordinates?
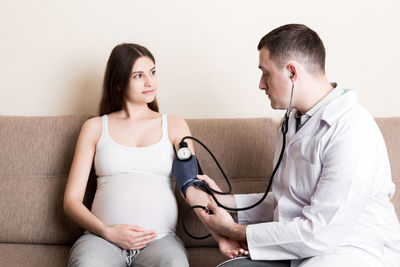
[177,75,295,239]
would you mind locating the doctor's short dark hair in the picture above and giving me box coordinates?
[99,43,159,116]
[258,24,326,75]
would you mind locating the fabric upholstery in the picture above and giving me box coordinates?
[0,244,70,267]
[376,117,400,216]
[0,115,399,267]
[0,116,96,244]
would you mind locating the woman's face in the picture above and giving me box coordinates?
[125,56,158,105]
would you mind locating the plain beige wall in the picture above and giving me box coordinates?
[1,0,399,119]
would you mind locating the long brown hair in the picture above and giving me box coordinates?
[99,43,159,116]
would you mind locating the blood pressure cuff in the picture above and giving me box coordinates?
[172,155,204,196]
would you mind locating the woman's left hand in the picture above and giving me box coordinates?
[218,235,249,259]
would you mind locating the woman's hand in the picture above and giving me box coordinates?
[218,235,249,259]
[104,224,156,250]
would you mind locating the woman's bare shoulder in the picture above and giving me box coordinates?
[167,115,190,132]
[79,116,103,144]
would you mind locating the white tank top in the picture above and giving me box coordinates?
[91,114,177,239]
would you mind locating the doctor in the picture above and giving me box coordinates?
[192,24,400,266]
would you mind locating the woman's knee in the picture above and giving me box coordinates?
[133,234,189,267]
[68,233,125,267]
[158,253,189,267]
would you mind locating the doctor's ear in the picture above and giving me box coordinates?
[287,65,296,80]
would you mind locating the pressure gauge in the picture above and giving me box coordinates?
[177,147,192,161]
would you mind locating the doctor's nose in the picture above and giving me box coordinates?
[259,79,267,91]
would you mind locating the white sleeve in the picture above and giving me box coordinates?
[246,117,384,260]
[234,192,275,225]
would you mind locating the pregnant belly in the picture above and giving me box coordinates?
[91,172,178,238]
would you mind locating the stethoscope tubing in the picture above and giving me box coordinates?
[182,79,294,239]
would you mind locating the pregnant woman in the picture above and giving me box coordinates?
[64,43,192,267]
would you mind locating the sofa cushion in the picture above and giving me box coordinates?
[186,247,228,267]
[186,118,277,182]
[376,117,400,216]
[0,244,70,267]
[0,115,96,244]
[0,115,90,176]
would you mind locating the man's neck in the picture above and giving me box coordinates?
[294,76,334,115]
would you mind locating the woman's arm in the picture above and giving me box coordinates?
[63,117,107,236]
[168,115,236,207]
[167,115,221,218]
[63,117,156,250]
[168,115,248,258]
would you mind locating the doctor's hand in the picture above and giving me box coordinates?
[197,174,222,191]
[197,175,236,207]
[104,224,156,250]
[218,235,249,259]
[180,175,221,204]
[199,202,247,241]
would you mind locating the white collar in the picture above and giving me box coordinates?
[295,83,344,131]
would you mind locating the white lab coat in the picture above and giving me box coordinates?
[235,90,400,266]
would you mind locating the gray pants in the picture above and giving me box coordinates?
[68,232,189,267]
[217,256,291,267]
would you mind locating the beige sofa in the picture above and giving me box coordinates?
[0,115,399,267]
